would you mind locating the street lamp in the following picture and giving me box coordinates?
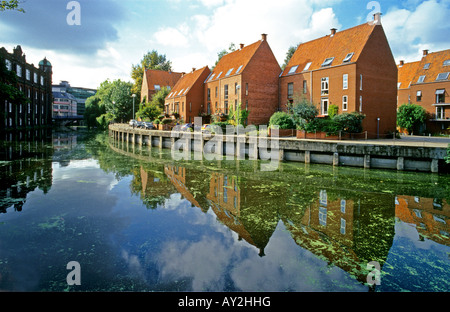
[132,94,136,120]
[236,85,241,128]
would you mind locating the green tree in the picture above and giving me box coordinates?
[84,96,105,129]
[136,103,162,122]
[150,86,170,110]
[281,43,300,70]
[227,102,249,126]
[446,144,450,164]
[397,103,427,134]
[269,112,295,130]
[0,56,28,115]
[0,0,25,12]
[131,50,173,97]
[289,97,318,130]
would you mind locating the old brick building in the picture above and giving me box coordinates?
[164,66,211,123]
[1,45,53,130]
[204,34,281,125]
[140,69,182,103]
[279,14,398,138]
[397,49,450,134]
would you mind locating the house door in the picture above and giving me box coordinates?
[321,98,329,116]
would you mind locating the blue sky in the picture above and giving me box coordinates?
[1,0,449,89]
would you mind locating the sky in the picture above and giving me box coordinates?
[0,0,449,90]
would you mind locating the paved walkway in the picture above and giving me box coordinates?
[352,135,450,148]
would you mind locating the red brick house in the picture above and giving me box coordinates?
[279,14,398,138]
[397,49,450,134]
[164,66,211,123]
[140,69,182,103]
[204,34,281,125]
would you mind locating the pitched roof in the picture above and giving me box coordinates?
[281,22,377,76]
[397,61,421,89]
[411,49,450,85]
[144,69,182,91]
[205,40,263,83]
[166,66,210,99]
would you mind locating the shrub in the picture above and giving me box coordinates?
[290,98,319,130]
[333,112,365,134]
[304,118,340,135]
[161,118,173,125]
[397,103,427,134]
[269,112,295,130]
[328,104,339,119]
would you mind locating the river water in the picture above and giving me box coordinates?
[0,129,449,292]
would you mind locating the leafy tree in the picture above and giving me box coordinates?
[84,96,105,129]
[0,0,25,12]
[397,103,427,134]
[281,43,300,70]
[150,86,170,110]
[328,104,339,119]
[136,103,162,122]
[227,102,249,126]
[269,112,295,130]
[0,56,28,114]
[131,50,173,97]
[289,97,318,130]
[333,112,366,134]
[446,144,450,164]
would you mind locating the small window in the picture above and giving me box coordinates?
[183,88,189,95]
[436,89,445,104]
[216,72,222,79]
[224,84,228,99]
[16,64,22,77]
[303,80,307,94]
[178,89,184,95]
[436,72,449,81]
[5,59,12,71]
[417,75,426,83]
[343,53,354,63]
[443,60,450,66]
[225,68,234,76]
[416,90,422,102]
[208,73,215,82]
[303,62,312,71]
[342,95,348,111]
[423,63,431,69]
[235,65,243,74]
[288,65,298,74]
[343,74,348,90]
[321,57,334,67]
[321,77,329,95]
[287,83,294,98]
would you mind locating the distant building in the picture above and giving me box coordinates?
[279,14,398,138]
[397,49,450,134]
[52,81,96,117]
[141,69,182,103]
[204,34,281,125]
[165,66,211,123]
[0,45,53,130]
[52,91,77,118]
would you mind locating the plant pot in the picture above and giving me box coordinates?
[269,128,295,137]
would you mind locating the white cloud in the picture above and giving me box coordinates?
[382,0,450,62]
[154,25,190,47]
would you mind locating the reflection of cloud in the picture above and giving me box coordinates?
[121,249,145,278]
[155,220,366,291]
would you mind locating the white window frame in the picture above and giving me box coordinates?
[417,75,426,83]
[16,64,22,77]
[343,74,348,90]
[321,77,329,95]
[321,98,329,116]
[342,95,348,111]
[5,59,12,71]
[360,74,363,90]
[359,96,363,112]
[288,65,298,74]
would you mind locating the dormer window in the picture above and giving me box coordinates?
[443,60,450,66]
[216,72,223,79]
[288,65,298,74]
[303,62,312,71]
[436,72,449,81]
[321,57,334,67]
[423,63,431,69]
[178,89,184,95]
[343,53,354,63]
[417,75,426,83]
[235,65,243,74]
[225,68,234,76]
[208,73,215,82]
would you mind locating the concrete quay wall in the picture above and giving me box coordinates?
[109,124,448,173]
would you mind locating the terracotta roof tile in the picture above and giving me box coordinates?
[281,22,376,76]
[397,61,421,89]
[207,40,262,81]
[144,69,182,91]
[167,66,210,99]
[412,49,450,85]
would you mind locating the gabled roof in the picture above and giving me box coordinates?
[411,49,450,85]
[280,22,377,76]
[166,66,210,99]
[205,39,263,83]
[144,69,182,91]
[397,61,421,89]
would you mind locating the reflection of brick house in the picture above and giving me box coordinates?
[395,195,449,246]
[397,49,450,134]
[204,34,281,125]
[140,69,182,103]
[164,66,211,123]
[279,14,397,138]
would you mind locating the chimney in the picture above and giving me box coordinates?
[181,72,186,77]
[330,28,337,36]
[240,43,245,50]
[373,12,382,25]
[261,34,267,41]
[399,60,404,66]
[423,49,429,57]
[192,68,196,73]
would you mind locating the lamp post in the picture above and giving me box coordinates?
[236,84,241,128]
[132,94,136,120]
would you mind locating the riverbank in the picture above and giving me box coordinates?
[109,124,449,173]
